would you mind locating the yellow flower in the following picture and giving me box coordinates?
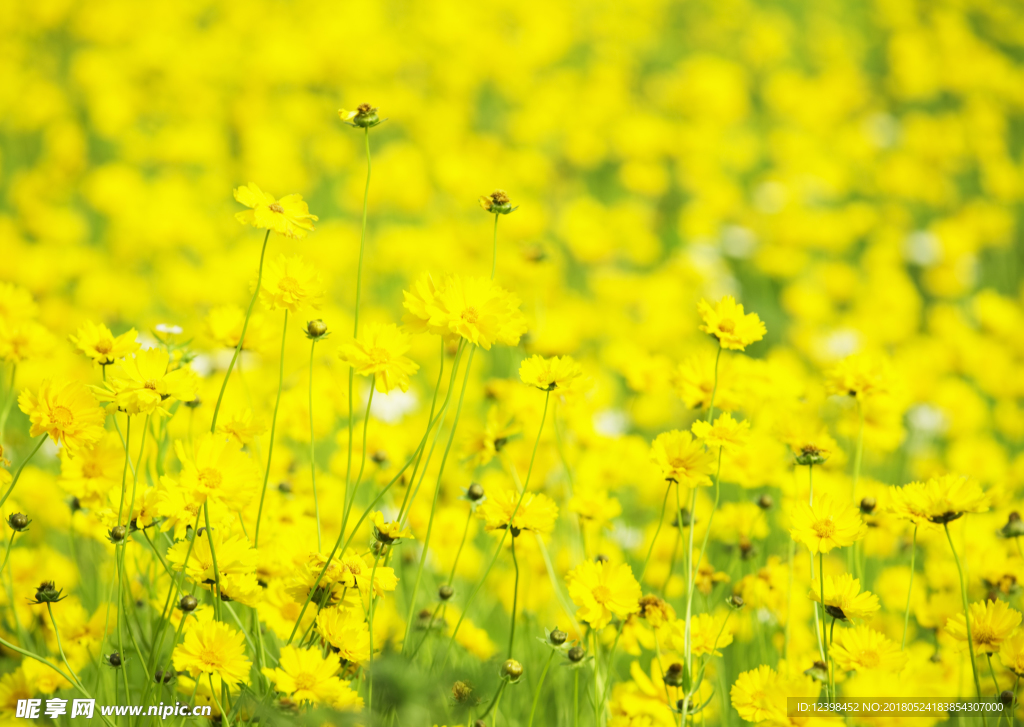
[425,275,527,349]
[691,412,750,451]
[831,625,908,673]
[18,379,105,453]
[886,481,933,526]
[257,254,325,314]
[216,409,268,446]
[172,620,251,685]
[824,352,892,400]
[518,354,583,391]
[68,321,139,366]
[204,305,269,351]
[402,274,450,338]
[917,473,989,524]
[566,560,642,630]
[167,528,258,586]
[337,323,420,393]
[0,320,54,363]
[697,296,766,351]
[372,511,414,543]
[171,433,260,508]
[789,493,867,554]
[476,484,558,536]
[664,611,733,657]
[946,599,1022,654]
[262,646,353,706]
[999,629,1024,675]
[479,189,514,214]
[809,573,880,622]
[694,561,730,596]
[233,182,318,239]
[93,347,198,415]
[316,606,371,663]
[730,665,785,724]
[649,430,715,487]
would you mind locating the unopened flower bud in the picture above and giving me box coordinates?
[479,190,514,215]
[184,397,202,409]
[1001,690,1014,706]
[595,554,609,564]
[727,594,745,610]
[33,581,65,604]
[341,103,381,128]
[502,659,523,682]
[1002,512,1024,539]
[860,497,876,515]
[155,669,175,684]
[795,445,829,466]
[107,652,122,668]
[306,319,328,340]
[549,628,567,646]
[804,660,829,683]
[180,594,199,612]
[109,525,127,543]
[676,508,693,527]
[438,585,454,601]
[8,513,29,531]
[467,483,485,501]
[664,662,685,687]
[452,680,473,703]
[757,495,772,510]
[568,645,585,662]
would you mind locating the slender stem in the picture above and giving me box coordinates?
[347,127,373,500]
[947,522,985,704]
[901,525,917,650]
[255,309,288,547]
[368,549,382,717]
[592,631,601,727]
[116,417,133,526]
[639,482,672,584]
[479,680,507,719]
[0,364,16,446]
[1013,675,1019,727]
[309,340,322,551]
[211,229,271,432]
[679,484,698,720]
[46,603,83,690]
[574,669,580,727]
[707,346,722,422]
[528,650,556,727]
[508,535,520,658]
[209,673,231,727]
[819,553,829,701]
[203,503,223,620]
[988,654,1002,695]
[404,345,478,653]
[447,506,475,586]
[396,339,448,524]
[491,213,499,280]
[685,447,722,693]
[0,434,47,510]
[785,536,795,659]
[807,464,825,663]
[0,531,16,581]
[440,389,551,669]
[340,376,376,541]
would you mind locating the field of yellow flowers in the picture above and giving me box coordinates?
[2,0,1024,725]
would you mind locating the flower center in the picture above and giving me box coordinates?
[269,203,285,214]
[198,467,223,490]
[974,625,995,646]
[858,650,880,668]
[144,379,158,390]
[812,518,836,539]
[368,347,390,365]
[293,673,317,692]
[278,276,300,294]
[51,405,74,427]
[592,585,613,604]
[718,318,736,333]
[82,461,103,478]
[199,648,222,668]
[668,457,686,470]
[461,307,480,325]
[95,339,113,354]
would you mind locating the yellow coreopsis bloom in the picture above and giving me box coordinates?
[649,430,715,487]
[171,434,260,508]
[337,323,420,394]
[92,348,198,415]
[824,352,892,400]
[809,573,880,621]
[316,606,371,663]
[372,511,414,544]
[68,321,139,366]
[425,275,527,349]
[566,560,642,630]
[831,625,908,673]
[918,473,989,524]
[697,296,766,351]
[999,629,1024,675]
[234,183,318,239]
[730,666,786,724]
[476,484,559,536]
[789,493,867,554]
[172,620,251,685]
[664,611,733,657]
[262,646,355,707]
[258,254,325,314]
[946,599,1022,654]
[691,412,750,451]
[886,481,933,527]
[519,354,583,391]
[18,379,105,454]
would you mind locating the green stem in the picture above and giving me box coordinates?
[46,603,83,690]
[508,534,519,659]
[340,375,376,540]
[479,679,507,719]
[403,345,477,653]
[368,550,382,717]
[0,363,16,446]
[439,389,550,669]
[203,503,223,620]
[593,631,601,727]
[347,127,373,500]
[988,654,1002,696]
[447,505,475,586]
[0,433,46,511]
[309,339,322,551]
[0,531,16,581]
[679,484,698,719]
[528,650,556,727]
[707,346,722,422]
[819,553,829,701]
[210,229,270,432]
[901,525,917,650]
[574,669,580,727]
[639,482,672,585]
[946,521,985,705]
[209,673,231,727]
[396,339,448,523]
[491,213,499,280]
[254,309,288,548]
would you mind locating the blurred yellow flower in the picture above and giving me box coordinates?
[234,183,318,239]
[18,379,105,453]
[697,296,766,351]
[337,322,419,393]
[68,321,139,366]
